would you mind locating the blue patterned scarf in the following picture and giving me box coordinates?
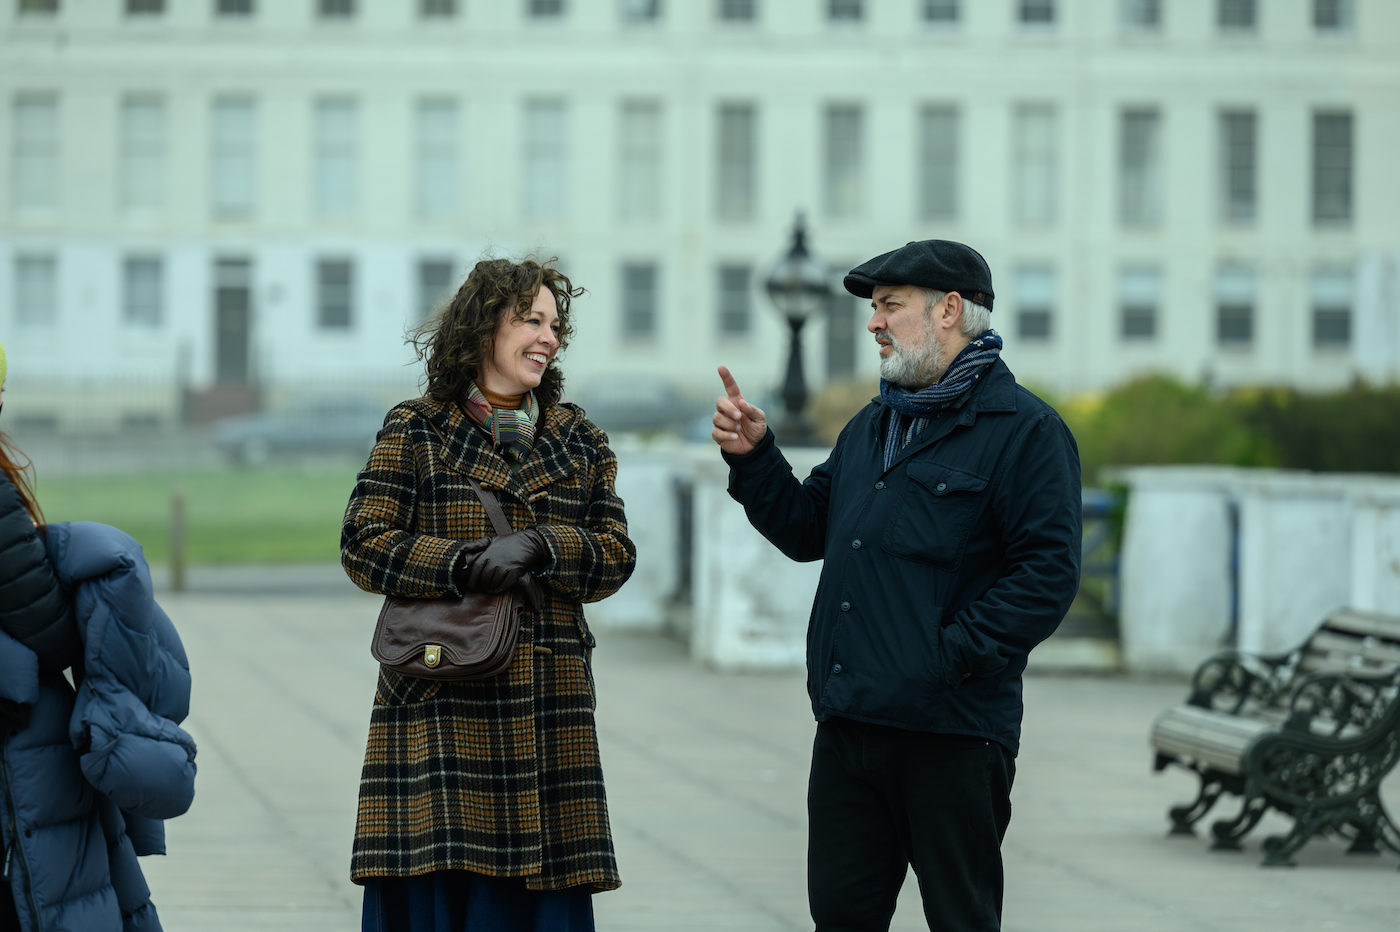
[880,329,1003,471]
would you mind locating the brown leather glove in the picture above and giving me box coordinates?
[454,528,550,594]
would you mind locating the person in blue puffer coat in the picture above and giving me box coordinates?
[1,340,197,932]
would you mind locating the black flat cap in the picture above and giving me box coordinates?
[843,239,995,310]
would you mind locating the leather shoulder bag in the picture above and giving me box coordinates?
[370,418,524,681]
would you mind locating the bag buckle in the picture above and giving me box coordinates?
[424,645,442,668]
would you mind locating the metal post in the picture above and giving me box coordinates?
[170,488,186,594]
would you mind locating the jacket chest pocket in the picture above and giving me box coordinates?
[880,461,988,571]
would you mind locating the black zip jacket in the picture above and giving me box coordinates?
[0,471,78,672]
[723,359,1082,754]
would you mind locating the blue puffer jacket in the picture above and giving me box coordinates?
[1,521,196,932]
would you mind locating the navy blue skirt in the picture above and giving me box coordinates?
[361,871,594,932]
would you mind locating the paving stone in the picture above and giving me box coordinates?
[136,591,1399,931]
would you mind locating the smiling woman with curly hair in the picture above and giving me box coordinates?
[341,256,636,932]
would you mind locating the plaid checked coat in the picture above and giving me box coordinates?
[341,395,636,891]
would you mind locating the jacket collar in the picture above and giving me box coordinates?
[402,396,584,503]
[865,358,1019,468]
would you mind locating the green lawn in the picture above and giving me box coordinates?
[34,465,362,565]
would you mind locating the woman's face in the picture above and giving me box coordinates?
[478,287,561,397]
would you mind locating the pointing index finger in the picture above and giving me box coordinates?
[717,365,744,402]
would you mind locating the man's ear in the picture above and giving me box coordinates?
[941,291,964,331]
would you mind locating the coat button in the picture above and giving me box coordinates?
[24,829,32,837]
[840,601,851,611]
[875,481,884,490]
[832,663,842,674]
[936,482,947,492]
[852,539,861,549]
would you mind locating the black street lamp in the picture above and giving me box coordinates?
[764,213,831,447]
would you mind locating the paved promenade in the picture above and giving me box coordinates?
[140,586,1399,931]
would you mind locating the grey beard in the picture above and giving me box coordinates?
[878,327,946,389]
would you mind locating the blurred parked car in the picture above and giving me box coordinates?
[213,396,388,464]
[568,379,702,435]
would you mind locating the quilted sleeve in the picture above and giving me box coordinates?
[533,428,637,605]
[341,409,473,599]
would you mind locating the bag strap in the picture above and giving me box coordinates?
[423,416,516,538]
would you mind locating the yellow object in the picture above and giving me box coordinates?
[424,645,441,668]
[0,336,7,387]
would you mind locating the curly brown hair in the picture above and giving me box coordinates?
[410,257,582,411]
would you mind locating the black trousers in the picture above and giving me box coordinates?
[807,718,1015,932]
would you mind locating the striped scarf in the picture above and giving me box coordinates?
[880,329,1003,471]
[462,382,540,463]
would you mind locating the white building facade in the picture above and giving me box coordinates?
[2,0,1398,431]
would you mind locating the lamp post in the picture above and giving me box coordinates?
[764,213,831,447]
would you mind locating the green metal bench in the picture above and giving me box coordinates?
[1150,607,1400,866]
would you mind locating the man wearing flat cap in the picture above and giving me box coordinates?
[714,239,1081,931]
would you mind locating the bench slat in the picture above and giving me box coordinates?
[1321,610,1400,643]
[1151,707,1274,775]
[1307,630,1400,665]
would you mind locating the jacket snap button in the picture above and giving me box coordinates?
[936,482,947,492]
[875,481,884,490]
[832,663,842,674]
[840,601,851,611]
[852,539,861,549]
[24,829,32,837]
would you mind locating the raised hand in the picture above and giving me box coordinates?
[711,365,768,456]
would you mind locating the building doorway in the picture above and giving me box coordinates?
[215,257,252,384]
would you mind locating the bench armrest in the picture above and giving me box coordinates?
[1283,667,1400,738]
[1188,650,1292,715]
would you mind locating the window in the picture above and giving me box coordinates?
[317,259,353,329]
[1119,267,1159,340]
[318,0,353,18]
[1217,0,1255,30]
[620,0,659,22]
[314,97,357,219]
[417,259,454,321]
[527,0,564,17]
[618,99,662,221]
[1314,0,1354,31]
[1215,266,1254,346]
[1120,0,1161,29]
[823,104,863,219]
[918,105,957,221]
[12,93,59,211]
[717,0,754,22]
[1219,109,1256,224]
[212,96,256,219]
[126,0,164,14]
[123,256,163,327]
[1119,107,1162,227]
[1312,110,1352,225]
[14,255,56,326]
[1012,104,1057,226]
[415,98,458,220]
[922,0,958,23]
[119,94,166,211]
[217,0,253,15]
[621,263,659,339]
[717,265,751,335]
[421,0,456,16]
[522,99,567,220]
[1311,269,1352,348]
[1015,266,1054,342]
[1019,0,1054,25]
[716,103,757,222]
[18,1,59,13]
[828,0,861,22]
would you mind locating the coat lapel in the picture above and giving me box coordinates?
[518,405,584,500]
